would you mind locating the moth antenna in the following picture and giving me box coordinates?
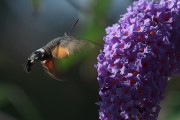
[68,18,79,33]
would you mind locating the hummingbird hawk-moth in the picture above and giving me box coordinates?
[24,33,94,80]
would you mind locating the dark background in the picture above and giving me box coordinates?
[0,0,179,120]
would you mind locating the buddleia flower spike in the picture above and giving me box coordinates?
[96,0,180,119]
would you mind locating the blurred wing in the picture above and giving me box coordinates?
[65,39,94,55]
[51,39,94,59]
[41,59,63,81]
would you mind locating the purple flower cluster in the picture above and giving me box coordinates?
[96,0,180,119]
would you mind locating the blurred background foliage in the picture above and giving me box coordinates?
[0,0,179,120]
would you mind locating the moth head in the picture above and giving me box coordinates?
[24,48,46,73]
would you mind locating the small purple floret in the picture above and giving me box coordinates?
[96,0,180,119]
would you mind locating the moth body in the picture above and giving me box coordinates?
[24,34,94,80]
